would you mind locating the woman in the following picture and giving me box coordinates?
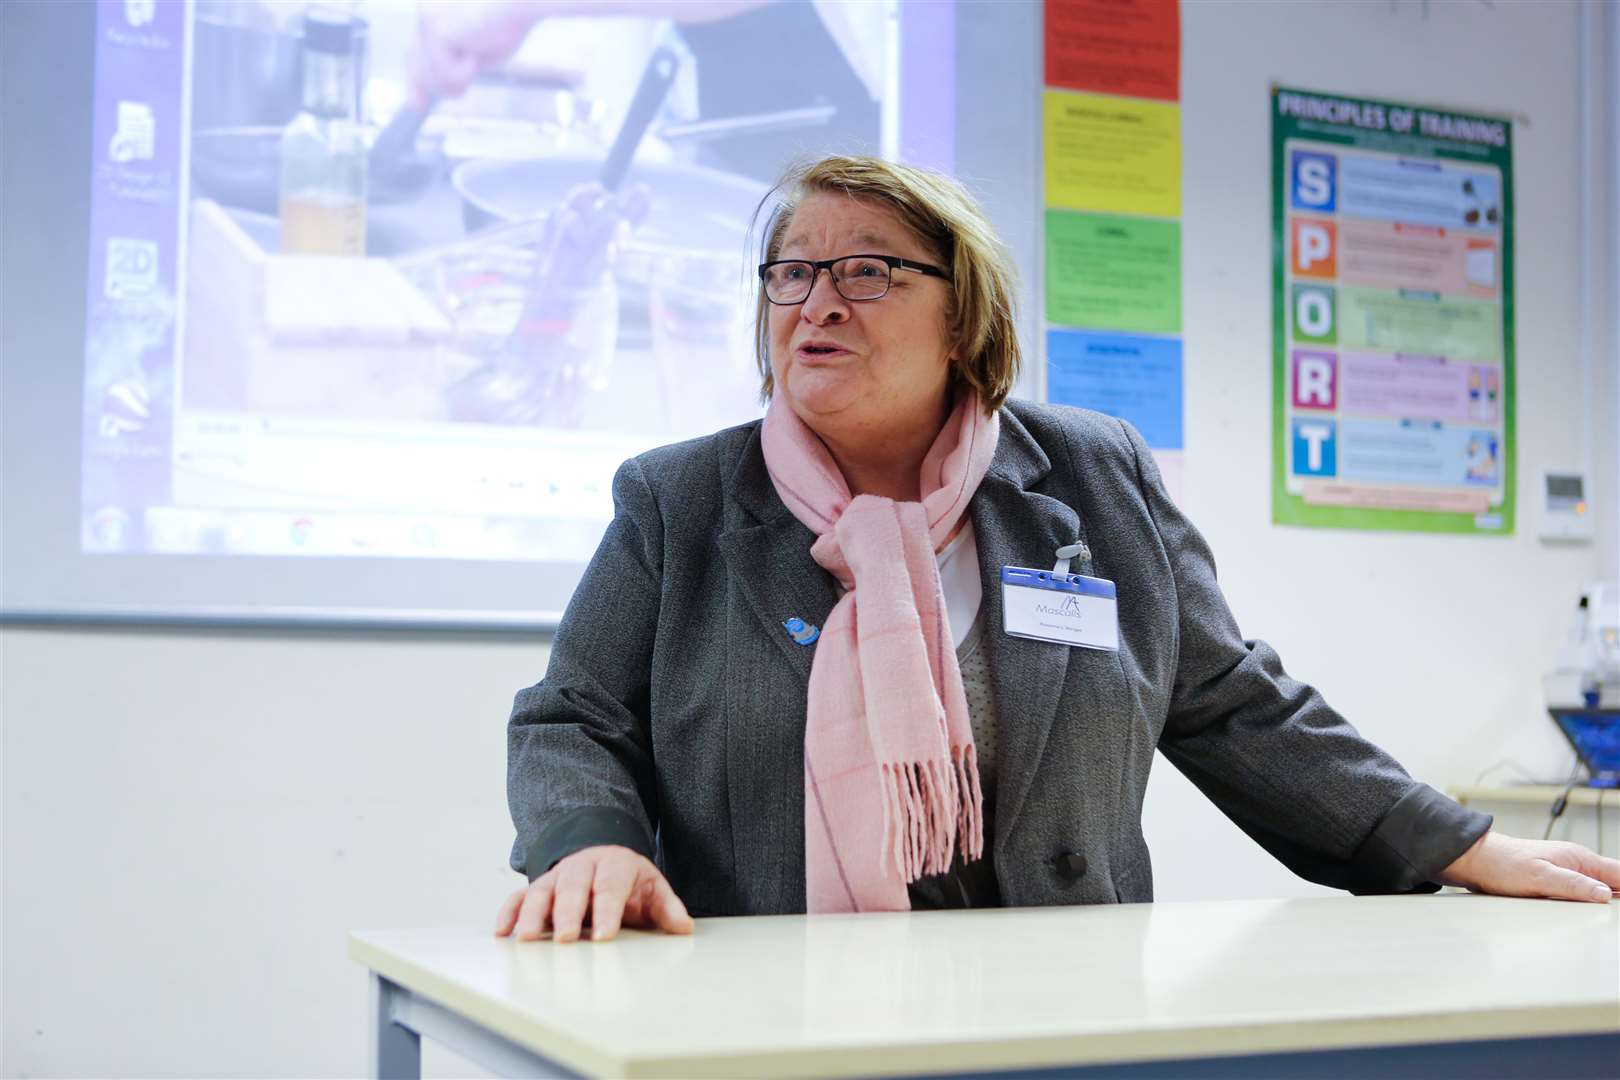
[497,156,1619,943]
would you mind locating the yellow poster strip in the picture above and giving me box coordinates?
[1044,90,1182,218]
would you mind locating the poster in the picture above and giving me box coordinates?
[1043,91,1182,219]
[1045,211,1180,334]
[1044,0,1180,102]
[1272,86,1514,533]
[1047,330,1183,450]
[1042,0,1183,494]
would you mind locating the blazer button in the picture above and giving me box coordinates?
[1053,851,1088,882]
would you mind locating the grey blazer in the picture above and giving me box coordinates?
[507,400,1490,914]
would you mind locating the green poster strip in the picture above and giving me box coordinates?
[1337,288,1502,363]
[1046,211,1182,334]
[1271,86,1515,534]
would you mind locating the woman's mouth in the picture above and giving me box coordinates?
[796,343,851,360]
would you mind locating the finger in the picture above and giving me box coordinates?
[1535,860,1613,903]
[494,887,527,937]
[618,884,648,928]
[417,32,477,100]
[408,31,456,100]
[1569,849,1620,892]
[647,873,695,934]
[404,45,432,109]
[588,859,638,942]
[549,859,597,943]
[1538,843,1620,897]
[621,876,665,928]
[514,877,556,941]
[442,49,480,98]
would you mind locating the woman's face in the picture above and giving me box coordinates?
[768,192,955,445]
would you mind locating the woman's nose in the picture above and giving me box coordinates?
[800,268,849,323]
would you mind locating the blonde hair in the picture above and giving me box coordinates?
[751,156,1021,411]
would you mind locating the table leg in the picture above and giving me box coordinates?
[371,973,422,1080]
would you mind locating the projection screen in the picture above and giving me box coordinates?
[1,0,1040,627]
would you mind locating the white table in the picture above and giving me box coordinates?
[350,894,1619,1079]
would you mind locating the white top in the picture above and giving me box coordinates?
[936,520,981,649]
[350,894,1618,1080]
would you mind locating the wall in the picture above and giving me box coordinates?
[3,1,1616,1076]
[1141,0,1620,902]
[2,625,533,1078]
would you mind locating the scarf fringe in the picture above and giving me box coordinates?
[956,743,984,863]
[880,746,984,881]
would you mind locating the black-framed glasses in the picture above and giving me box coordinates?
[757,253,950,305]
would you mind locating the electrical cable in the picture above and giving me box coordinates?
[1472,758,1544,786]
[1598,787,1606,857]
[1543,760,1587,841]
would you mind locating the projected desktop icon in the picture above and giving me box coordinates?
[124,0,155,27]
[109,101,155,163]
[86,508,132,552]
[104,238,158,299]
[98,380,151,439]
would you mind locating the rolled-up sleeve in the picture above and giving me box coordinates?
[1118,420,1490,893]
[507,457,664,880]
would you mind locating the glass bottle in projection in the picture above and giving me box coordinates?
[278,9,366,256]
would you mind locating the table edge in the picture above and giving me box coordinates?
[348,931,1618,1080]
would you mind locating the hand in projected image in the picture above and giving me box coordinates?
[447,182,648,427]
[495,844,694,943]
[406,0,780,108]
[406,0,540,107]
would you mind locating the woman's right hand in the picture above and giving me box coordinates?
[494,845,694,943]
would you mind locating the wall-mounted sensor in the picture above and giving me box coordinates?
[1539,471,1594,542]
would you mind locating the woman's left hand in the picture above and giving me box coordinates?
[1437,830,1620,902]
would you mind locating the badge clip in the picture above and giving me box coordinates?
[1052,542,1090,576]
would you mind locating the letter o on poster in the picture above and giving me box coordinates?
[1292,284,1337,343]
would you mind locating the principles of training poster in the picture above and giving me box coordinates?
[1272,86,1514,534]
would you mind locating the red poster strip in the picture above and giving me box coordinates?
[1044,0,1181,103]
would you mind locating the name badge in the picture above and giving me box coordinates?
[1001,566,1120,651]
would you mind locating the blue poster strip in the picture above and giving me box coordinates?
[1046,329,1184,450]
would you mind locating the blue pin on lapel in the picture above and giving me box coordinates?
[783,617,820,645]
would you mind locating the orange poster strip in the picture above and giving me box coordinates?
[1044,0,1181,103]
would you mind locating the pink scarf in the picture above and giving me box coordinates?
[762,391,1000,912]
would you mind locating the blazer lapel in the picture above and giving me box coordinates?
[716,428,840,678]
[971,408,1087,854]
[716,521,839,679]
[716,426,837,911]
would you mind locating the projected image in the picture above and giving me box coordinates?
[82,0,952,560]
